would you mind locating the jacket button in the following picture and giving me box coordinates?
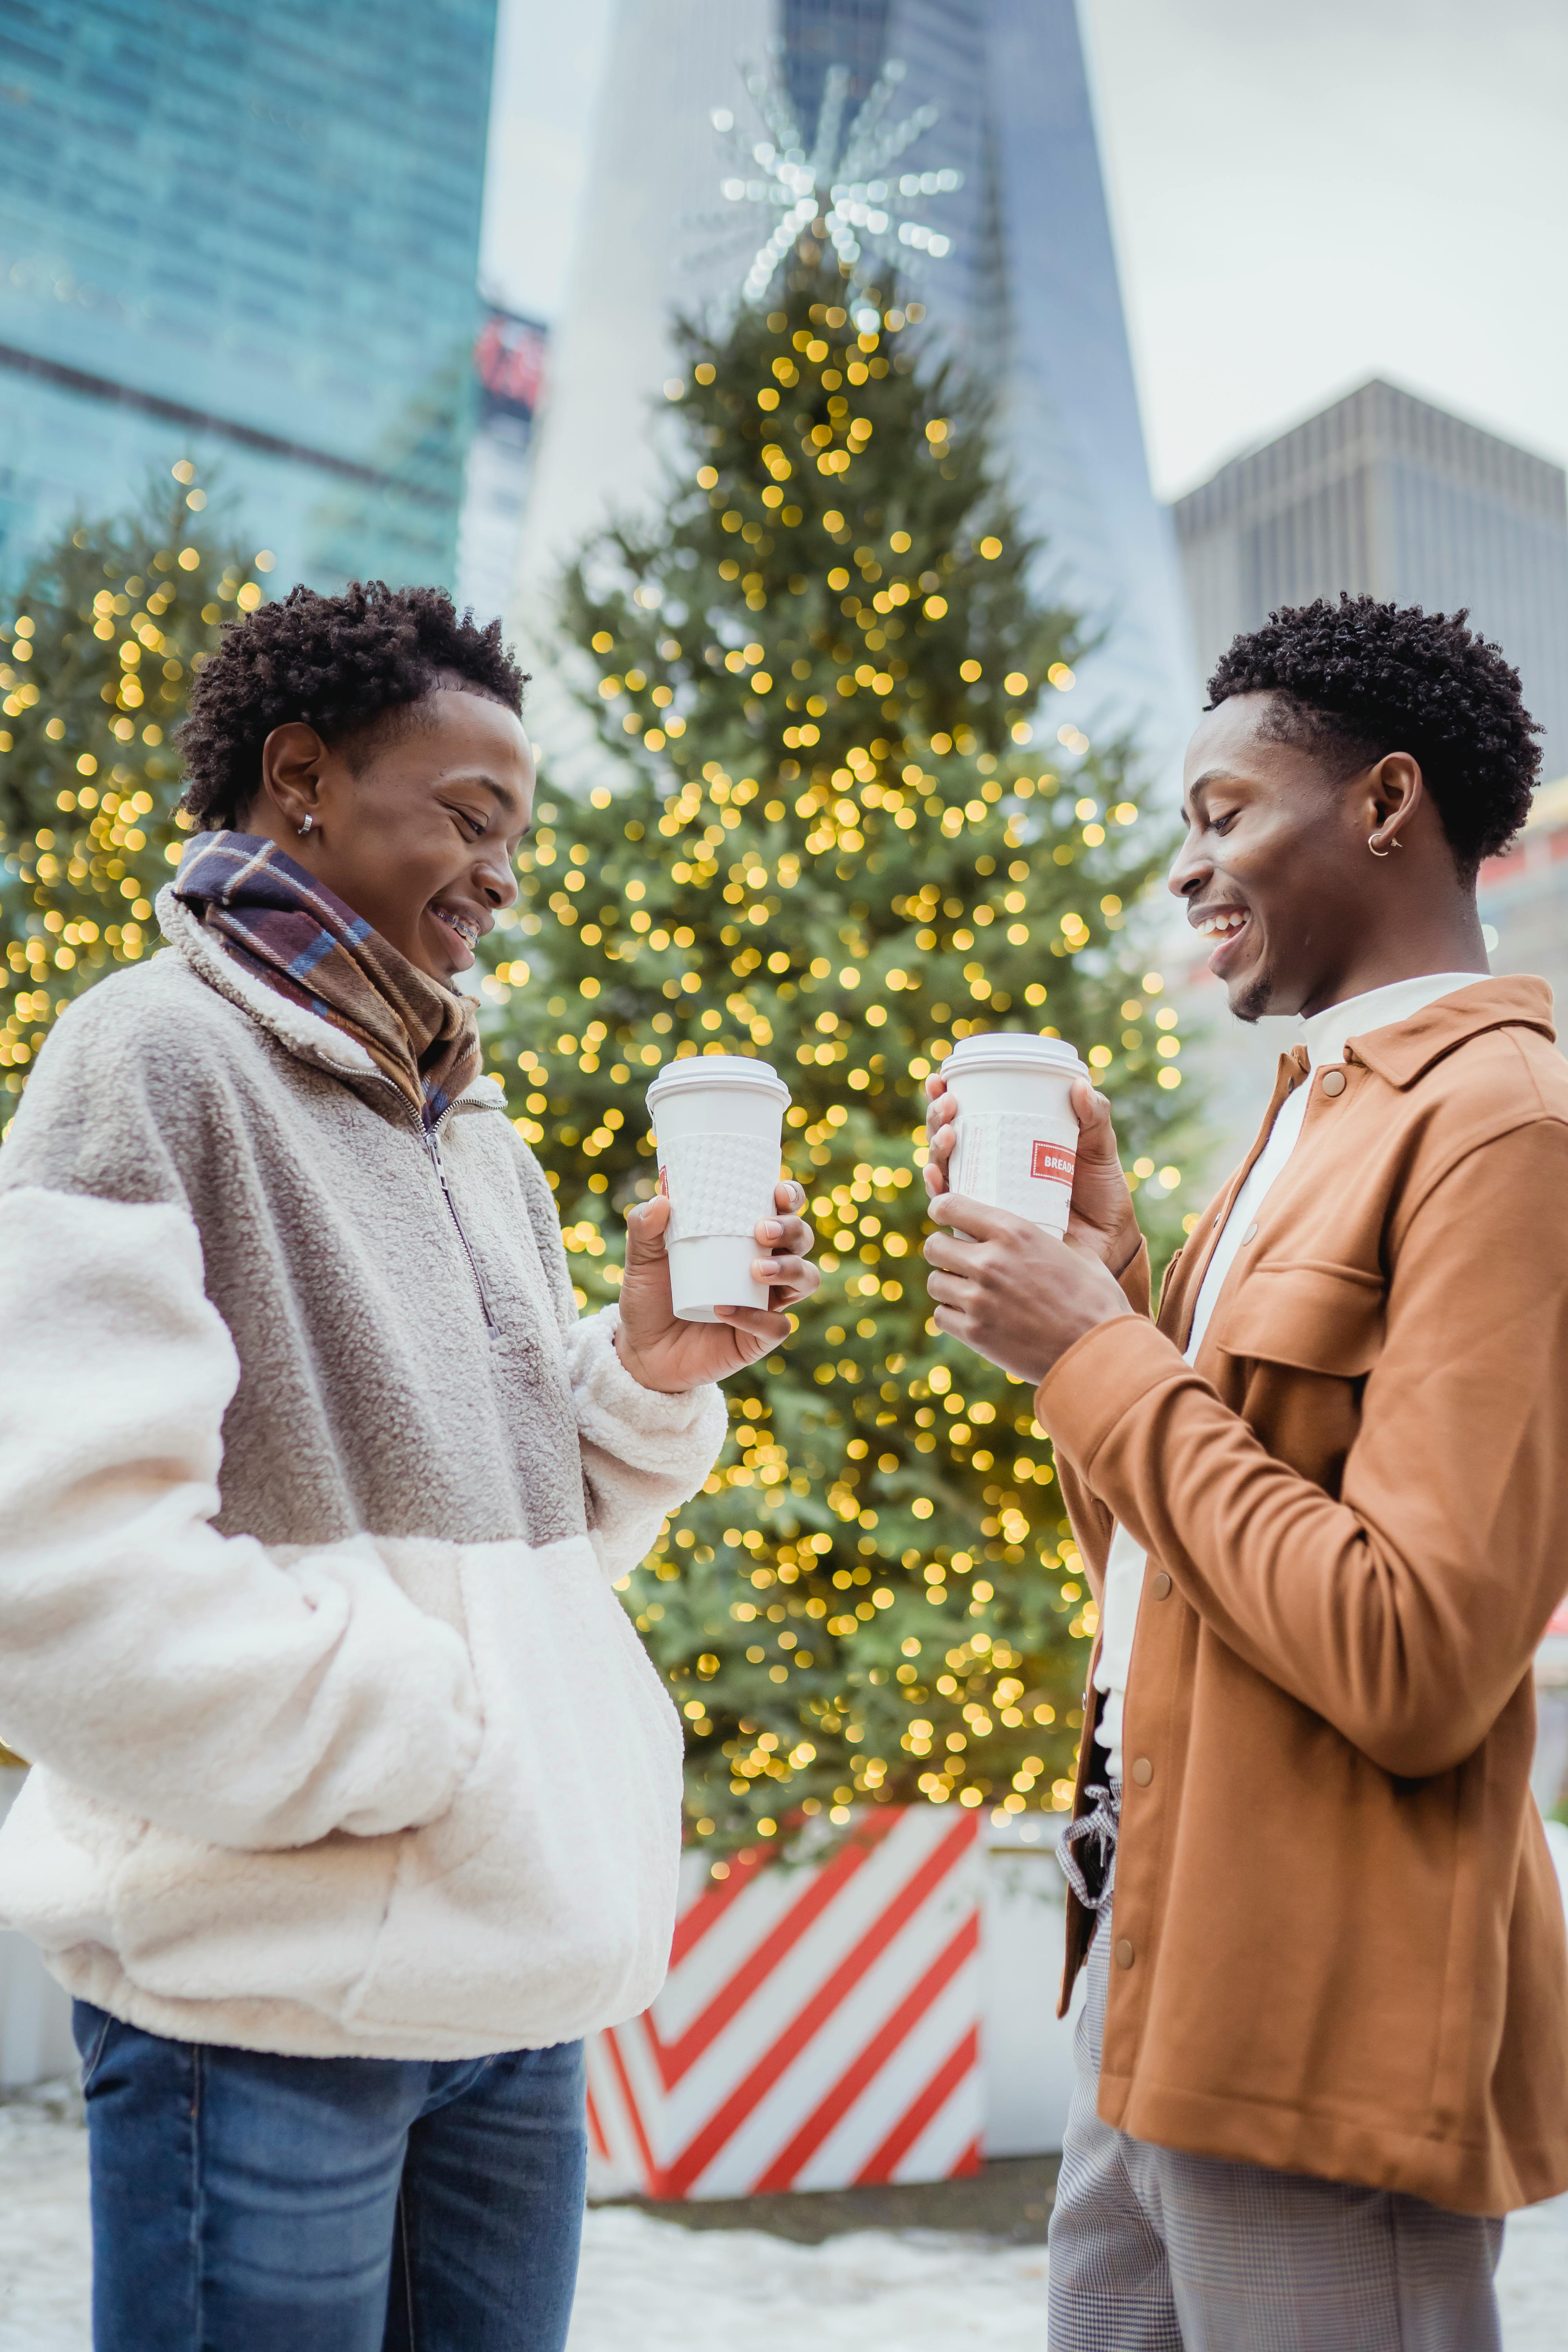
[1131,1756,1154,1786]
[1151,1571,1172,1599]
[1114,1938,1135,1968]
[1321,1068,1347,1096]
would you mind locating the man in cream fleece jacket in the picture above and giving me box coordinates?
[0,583,818,2351]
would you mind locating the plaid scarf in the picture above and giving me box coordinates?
[174,833,481,1131]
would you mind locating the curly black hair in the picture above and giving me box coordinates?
[1207,593,1541,872]
[177,581,527,829]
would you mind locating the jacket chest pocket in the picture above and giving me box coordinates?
[1214,1259,1385,1492]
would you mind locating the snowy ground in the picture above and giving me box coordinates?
[2,2089,1564,2351]
[570,2202,1568,2350]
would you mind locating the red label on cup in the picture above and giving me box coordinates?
[1031,1140,1076,1186]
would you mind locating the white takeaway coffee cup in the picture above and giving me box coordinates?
[938,1032,1088,1239]
[645,1056,792,1322]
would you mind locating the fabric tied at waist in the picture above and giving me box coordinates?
[1057,1779,1121,1914]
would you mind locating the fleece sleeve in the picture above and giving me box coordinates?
[0,1185,481,1850]
[504,1126,727,1575]
[1035,1116,1568,1779]
[566,1309,728,1579]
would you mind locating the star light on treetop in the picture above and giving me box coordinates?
[702,53,963,304]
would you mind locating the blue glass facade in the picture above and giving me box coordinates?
[0,0,497,591]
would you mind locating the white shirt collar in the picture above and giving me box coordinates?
[1300,973,1490,1069]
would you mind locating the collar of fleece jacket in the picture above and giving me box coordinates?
[158,884,508,1119]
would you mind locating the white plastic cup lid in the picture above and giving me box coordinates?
[940,1031,1087,1080]
[646,1054,791,1118]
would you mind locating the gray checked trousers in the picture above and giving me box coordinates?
[1046,1875,1504,2349]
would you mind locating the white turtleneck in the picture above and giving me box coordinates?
[1091,973,1489,1782]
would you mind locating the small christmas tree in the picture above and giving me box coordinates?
[481,250,1200,1858]
[0,475,265,1121]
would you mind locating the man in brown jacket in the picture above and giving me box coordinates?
[923,595,1568,2349]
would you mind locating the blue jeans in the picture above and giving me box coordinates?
[73,2002,586,2352]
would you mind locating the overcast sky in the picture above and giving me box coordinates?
[481,0,1568,500]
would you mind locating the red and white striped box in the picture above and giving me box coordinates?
[586,1804,983,2200]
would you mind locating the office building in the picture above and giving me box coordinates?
[0,0,498,593]
[510,0,1194,781]
[1171,381,1568,1187]
[1172,378,1568,777]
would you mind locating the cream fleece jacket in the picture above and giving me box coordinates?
[0,890,727,2058]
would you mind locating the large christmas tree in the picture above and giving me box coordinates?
[480,251,1201,1860]
[1,475,265,1118]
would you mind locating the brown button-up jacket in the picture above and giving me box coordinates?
[1037,976,1568,2215]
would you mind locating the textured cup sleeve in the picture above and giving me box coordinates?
[953,1109,1077,1222]
[658,1131,782,1242]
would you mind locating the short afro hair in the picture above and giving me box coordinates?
[177,581,527,830]
[1207,593,1541,873]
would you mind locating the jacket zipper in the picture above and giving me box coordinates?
[423,1118,497,1334]
[189,962,502,1333]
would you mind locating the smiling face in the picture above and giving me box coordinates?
[247,685,534,985]
[1169,692,1396,1021]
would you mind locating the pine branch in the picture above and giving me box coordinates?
[1,477,264,1120]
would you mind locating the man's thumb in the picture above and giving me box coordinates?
[1071,1079,1119,1158]
[625,1194,671,1259]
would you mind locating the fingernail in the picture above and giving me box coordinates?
[761,1220,782,1240]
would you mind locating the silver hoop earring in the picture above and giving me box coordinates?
[1368,833,1401,858]
[297,814,314,837]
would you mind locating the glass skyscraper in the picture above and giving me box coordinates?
[0,0,498,592]
[511,0,1194,783]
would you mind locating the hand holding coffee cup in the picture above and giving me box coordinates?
[919,1031,1143,1380]
[614,1056,820,1394]
[924,1188,1135,1385]
[924,1036,1142,1278]
[617,1176,818,1392]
